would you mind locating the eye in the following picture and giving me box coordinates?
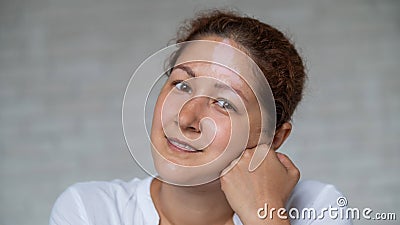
[215,99,237,112]
[172,80,192,93]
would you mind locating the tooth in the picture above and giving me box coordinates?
[171,139,196,151]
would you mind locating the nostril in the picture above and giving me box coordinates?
[187,125,200,133]
[178,119,201,133]
[177,113,201,133]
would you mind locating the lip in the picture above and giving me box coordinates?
[166,137,202,153]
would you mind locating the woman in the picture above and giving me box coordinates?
[50,10,352,225]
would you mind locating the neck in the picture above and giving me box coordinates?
[151,178,234,225]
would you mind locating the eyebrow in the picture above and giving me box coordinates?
[175,65,195,77]
[175,65,249,103]
[214,83,249,103]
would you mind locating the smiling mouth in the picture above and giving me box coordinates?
[166,137,203,153]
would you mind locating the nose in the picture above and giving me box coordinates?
[177,97,208,134]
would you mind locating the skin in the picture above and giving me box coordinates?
[150,36,300,225]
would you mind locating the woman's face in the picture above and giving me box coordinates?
[150,37,265,185]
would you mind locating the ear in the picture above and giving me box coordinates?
[271,122,292,151]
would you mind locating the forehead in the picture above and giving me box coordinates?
[175,38,253,77]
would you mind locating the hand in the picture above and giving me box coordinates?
[220,145,300,224]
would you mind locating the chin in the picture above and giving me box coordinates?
[152,152,223,186]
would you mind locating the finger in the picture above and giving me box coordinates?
[248,144,271,172]
[276,152,300,177]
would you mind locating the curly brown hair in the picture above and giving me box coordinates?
[172,9,306,129]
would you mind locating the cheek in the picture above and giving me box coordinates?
[209,116,232,151]
[224,114,252,156]
[247,111,263,147]
[151,96,163,129]
[205,115,249,169]
[205,112,240,158]
[152,87,176,125]
[151,88,170,135]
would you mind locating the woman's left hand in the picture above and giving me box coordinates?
[220,145,300,225]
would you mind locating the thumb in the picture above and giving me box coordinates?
[276,152,299,177]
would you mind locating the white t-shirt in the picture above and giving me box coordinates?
[49,177,352,225]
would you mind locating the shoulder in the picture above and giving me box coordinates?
[69,178,143,206]
[49,177,150,225]
[288,180,343,208]
[287,180,353,225]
